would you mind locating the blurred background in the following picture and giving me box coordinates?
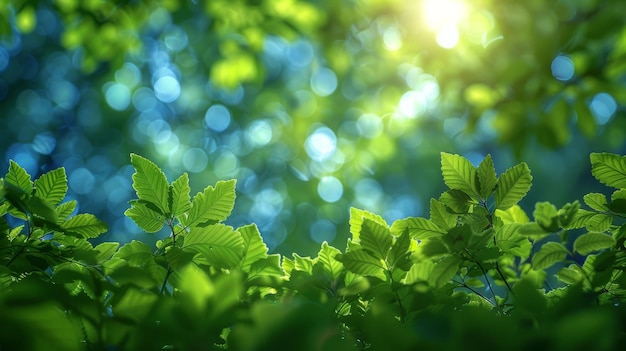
[1,0,624,255]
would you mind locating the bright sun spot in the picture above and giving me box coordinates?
[423,0,468,48]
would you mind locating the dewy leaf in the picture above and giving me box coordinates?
[476,154,498,199]
[390,217,445,240]
[429,255,461,288]
[238,224,268,272]
[170,172,191,218]
[429,198,457,230]
[34,168,67,206]
[335,250,386,280]
[124,201,166,233]
[183,223,244,269]
[440,152,479,198]
[583,193,608,212]
[531,242,568,270]
[349,207,387,242]
[315,241,344,281]
[359,218,392,260]
[590,153,626,189]
[130,153,170,215]
[185,179,236,228]
[495,162,532,210]
[5,160,32,194]
[573,232,616,255]
[61,213,108,238]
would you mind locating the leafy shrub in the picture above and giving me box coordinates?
[1,152,626,350]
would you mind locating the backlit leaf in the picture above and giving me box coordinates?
[185,179,236,228]
[34,168,67,206]
[315,241,344,281]
[335,250,386,280]
[429,198,457,230]
[429,255,461,288]
[555,265,584,285]
[585,214,612,232]
[495,162,532,210]
[61,213,107,238]
[590,153,626,189]
[495,204,530,224]
[349,207,387,241]
[564,209,597,229]
[293,253,315,274]
[55,200,77,223]
[476,154,498,199]
[239,224,268,272]
[404,261,435,284]
[573,232,616,255]
[391,217,445,240]
[359,218,392,260]
[124,201,165,233]
[184,223,244,269]
[440,152,479,198]
[388,230,412,271]
[170,172,191,218]
[130,153,169,215]
[248,254,284,279]
[583,193,608,212]
[439,189,473,213]
[5,160,32,194]
[532,242,568,270]
[165,246,197,271]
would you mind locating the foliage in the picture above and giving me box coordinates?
[2,152,626,350]
[2,1,625,257]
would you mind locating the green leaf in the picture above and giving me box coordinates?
[583,193,608,212]
[165,246,198,271]
[495,162,532,210]
[34,168,67,206]
[170,172,191,218]
[555,264,584,284]
[533,202,559,232]
[573,232,616,255]
[419,237,450,257]
[184,179,236,228]
[439,189,472,213]
[532,242,568,270]
[440,152,479,198]
[585,214,612,232]
[359,218,392,260]
[590,153,626,189]
[476,154,498,199]
[28,196,58,224]
[293,253,315,274]
[5,160,32,194]
[314,242,344,281]
[388,230,412,271]
[94,242,119,262]
[335,250,386,280]
[349,207,387,241]
[248,254,284,279]
[557,201,580,228]
[564,209,597,229]
[429,198,457,230]
[108,266,159,289]
[55,200,77,223]
[390,217,445,240]
[61,213,107,238]
[494,204,529,224]
[114,240,154,266]
[404,261,435,284]
[124,201,165,233]
[184,223,244,269]
[238,224,268,272]
[130,153,170,215]
[429,255,461,288]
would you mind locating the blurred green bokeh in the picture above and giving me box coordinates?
[1,0,624,255]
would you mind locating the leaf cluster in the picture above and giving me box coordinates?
[2,152,626,350]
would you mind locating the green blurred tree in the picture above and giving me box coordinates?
[1,0,624,255]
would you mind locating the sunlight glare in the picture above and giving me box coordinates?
[423,0,468,48]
